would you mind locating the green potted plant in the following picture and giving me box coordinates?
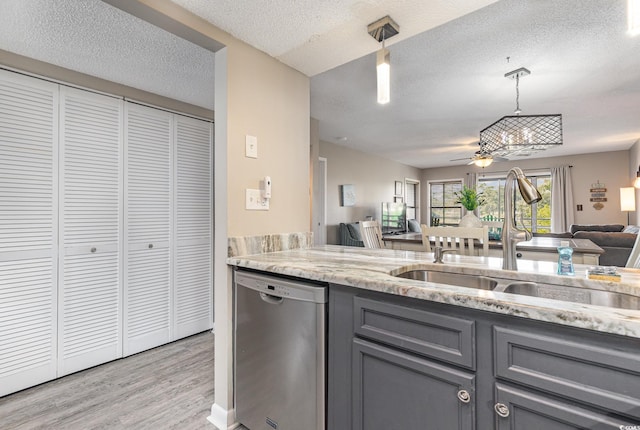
[454,186,485,227]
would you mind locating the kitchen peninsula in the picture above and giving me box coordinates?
[229,246,640,429]
[383,233,604,264]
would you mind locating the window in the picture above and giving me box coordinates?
[405,179,420,221]
[429,180,463,226]
[478,172,551,233]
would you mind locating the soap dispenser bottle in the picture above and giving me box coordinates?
[557,240,575,275]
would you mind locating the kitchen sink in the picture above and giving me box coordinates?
[396,270,640,310]
[495,282,640,310]
[396,270,498,290]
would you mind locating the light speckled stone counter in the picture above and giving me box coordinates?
[228,245,640,338]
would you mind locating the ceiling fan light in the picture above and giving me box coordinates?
[376,48,390,104]
[474,157,493,168]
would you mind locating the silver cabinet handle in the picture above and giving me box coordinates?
[90,247,97,253]
[148,243,154,249]
[457,390,471,403]
[494,403,510,418]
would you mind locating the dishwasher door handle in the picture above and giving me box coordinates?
[259,292,284,305]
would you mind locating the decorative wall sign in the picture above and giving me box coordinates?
[589,181,607,208]
[340,184,356,206]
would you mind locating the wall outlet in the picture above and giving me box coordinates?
[246,189,269,210]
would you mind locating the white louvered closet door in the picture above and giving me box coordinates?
[124,103,172,356]
[174,116,213,339]
[0,70,58,396]
[58,87,123,376]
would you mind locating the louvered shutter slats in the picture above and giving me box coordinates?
[0,70,57,396]
[58,87,122,376]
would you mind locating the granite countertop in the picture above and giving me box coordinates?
[228,245,640,338]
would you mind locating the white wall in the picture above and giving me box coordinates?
[320,140,422,244]
[421,150,631,228]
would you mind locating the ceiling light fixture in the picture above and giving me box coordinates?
[629,0,640,36]
[479,67,563,158]
[473,156,493,168]
[368,16,399,105]
[634,165,640,188]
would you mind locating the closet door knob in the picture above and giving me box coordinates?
[90,247,97,253]
[148,244,154,249]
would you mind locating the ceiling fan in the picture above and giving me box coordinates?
[450,143,507,167]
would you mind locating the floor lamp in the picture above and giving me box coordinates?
[620,187,636,225]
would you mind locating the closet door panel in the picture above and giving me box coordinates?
[124,103,172,356]
[0,70,58,396]
[174,117,212,338]
[59,87,122,376]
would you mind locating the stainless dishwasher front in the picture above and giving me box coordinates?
[234,270,327,430]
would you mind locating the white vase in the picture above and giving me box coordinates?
[459,212,483,228]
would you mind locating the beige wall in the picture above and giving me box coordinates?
[421,150,631,228]
[224,44,310,236]
[320,140,422,244]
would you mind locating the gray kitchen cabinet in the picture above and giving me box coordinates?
[352,338,475,430]
[328,283,640,430]
[494,383,637,430]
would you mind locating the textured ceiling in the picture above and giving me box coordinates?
[170,0,498,76]
[311,0,640,168]
[0,0,215,110]
[1,0,639,170]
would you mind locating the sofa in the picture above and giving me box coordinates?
[339,222,364,247]
[537,224,638,267]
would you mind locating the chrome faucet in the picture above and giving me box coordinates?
[433,246,457,263]
[502,167,542,270]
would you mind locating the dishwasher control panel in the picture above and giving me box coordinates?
[235,271,327,303]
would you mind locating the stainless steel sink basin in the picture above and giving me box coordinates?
[396,270,640,310]
[396,270,498,290]
[495,282,640,310]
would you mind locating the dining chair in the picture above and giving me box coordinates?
[360,220,385,249]
[420,224,489,256]
[625,233,640,268]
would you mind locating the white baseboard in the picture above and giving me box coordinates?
[207,403,239,430]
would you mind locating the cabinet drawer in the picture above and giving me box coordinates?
[353,296,475,369]
[494,326,640,418]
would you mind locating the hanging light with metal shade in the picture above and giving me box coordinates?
[480,67,563,158]
[368,16,399,105]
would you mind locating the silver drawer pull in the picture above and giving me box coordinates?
[457,390,471,403]
[90,247,97,253]
[494,403,510,418]
[148,243,154,249]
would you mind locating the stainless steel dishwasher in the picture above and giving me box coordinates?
[234,270,327,430]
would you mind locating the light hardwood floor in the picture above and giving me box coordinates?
[0,331,222,430]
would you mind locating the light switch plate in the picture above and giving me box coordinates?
[246,189,269,210]
[245,135,258,158]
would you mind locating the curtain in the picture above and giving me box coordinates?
[551,166,575,233]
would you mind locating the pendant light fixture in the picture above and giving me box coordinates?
[368,16,399,105]
[479,67,563,158]
[629,0,640,35]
